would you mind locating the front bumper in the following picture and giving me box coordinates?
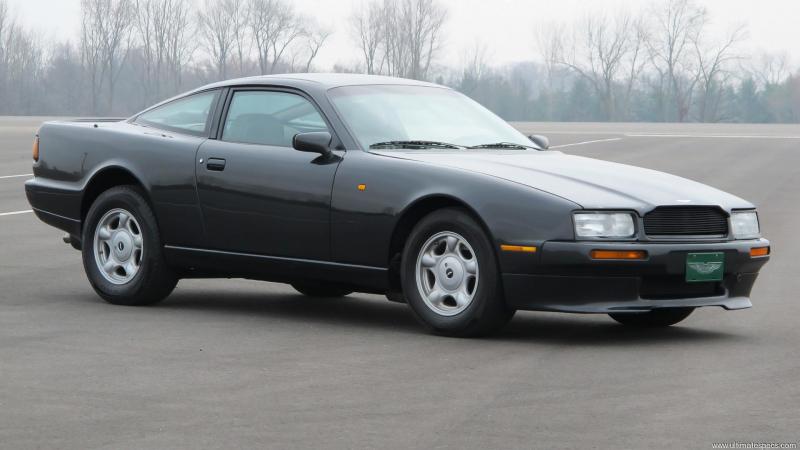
[503,239,770,313]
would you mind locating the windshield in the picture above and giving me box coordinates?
[328,85,535,150]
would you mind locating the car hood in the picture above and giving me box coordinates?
[372,150,753,213]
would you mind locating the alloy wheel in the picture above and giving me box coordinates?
[93,208,144,285]
[415,231,479,316]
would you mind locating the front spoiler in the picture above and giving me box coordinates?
[503,273,755,313]
[503,239,769,313]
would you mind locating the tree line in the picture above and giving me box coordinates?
[0,0,797,123]
[467,0,800,123]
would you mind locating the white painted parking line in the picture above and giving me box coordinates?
[521,131,625,135]
[0,209,32,217]
[0,173,33,179]
[549,137,623,149]
[625,133,800,139]
[517,130,800,139]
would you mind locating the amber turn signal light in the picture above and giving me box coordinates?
[750,246,770,257]
[500,244,537,253]
[32,135,39,162]
[590,250,648,260]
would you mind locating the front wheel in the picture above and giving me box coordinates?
[82,186,177,306]
[609,308,695,327]
[401,208,515,337]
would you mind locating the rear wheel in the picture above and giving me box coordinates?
[82,186,177,306]
[609,308,695,327]
[401,208,514,337]
[291,281,353,298]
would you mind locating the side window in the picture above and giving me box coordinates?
[221,91,328,147]
[136,91,218,136]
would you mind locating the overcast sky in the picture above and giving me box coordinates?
[7,0,799,70]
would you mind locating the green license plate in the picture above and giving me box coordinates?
[686,252,725,282]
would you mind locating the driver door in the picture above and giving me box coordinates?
[195,88,341,261]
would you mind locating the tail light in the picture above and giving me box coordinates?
[32,135,40,162]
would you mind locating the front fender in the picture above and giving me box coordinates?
[330,150,579,273]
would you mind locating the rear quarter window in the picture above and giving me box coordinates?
[135,90,219,136]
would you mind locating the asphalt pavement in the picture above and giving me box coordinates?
[0,118,797,449]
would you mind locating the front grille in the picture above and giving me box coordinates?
[643,206,728,237]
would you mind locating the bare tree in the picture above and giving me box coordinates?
[248,0,303,75]
[350,0,385,75]
[462,41,488,83]
[81,0,134,114]
[135,0,196,103]
[134,0,166,103]
[405,0,446,80]
[621,17,648,119]
[535,24,566,120]
[750,51,790,88]
[0,1,44,114]
[80,0,103,113]
[162,0,196,93]
[455,40,490,97]
[381,0,407,77]
[646,0,707,122]
[0,1,16,109]
[42,42,84,114]
[227,0,249,77]
[694,25,746,122]
[557,12,645,120]
[198,0,237,80]
[384,0,446,80]
[102,0,133,113]
[348,0,447,80]
[9,32,43,113]
[301,23,331,72]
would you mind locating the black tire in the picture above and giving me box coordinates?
[401,208,515,337]
[82,185,177,306]
[609,308,695,328]
[291,281,353,298]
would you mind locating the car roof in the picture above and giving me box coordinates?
[136,73,450,121]
[199,73,446,91]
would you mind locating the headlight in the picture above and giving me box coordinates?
[574,212,636,239]
[731,211,760,239]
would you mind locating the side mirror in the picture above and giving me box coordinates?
[528,134,550,150]
[293,132,332,155]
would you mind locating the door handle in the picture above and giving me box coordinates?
[206,157,226,171]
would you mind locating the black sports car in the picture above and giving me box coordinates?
[25,74,770,336]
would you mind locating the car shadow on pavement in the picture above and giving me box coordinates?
[160,289,422,335]
[153,289,743,346]
[498,312,744,346]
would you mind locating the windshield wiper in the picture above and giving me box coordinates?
[467,142,537,150]
[369,140,465,150]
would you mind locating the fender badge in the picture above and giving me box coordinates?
[357,184,367,191]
